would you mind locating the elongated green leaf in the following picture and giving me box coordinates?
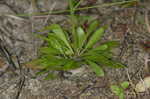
[111,85,122,96]
[87,60,104,77]
[102,41,120,50]
[85,27,105,49]
[42,56,66,66]
[83,50,112,59]
[76,27,86,49]
[39,56,78,71]
[84,42,117,57]
[84,54,125,68]
[68,0,77,12]
[99,51,113,58]
[47,34,72,55]
[83,41,119,56]
[63,60,79,71]
[87,20,99,34]
[36,69,48,76]
[39,47,60,55]
[34,33,51,41]
[28,55,67,70]
[47,34,62,47]
[25,58,47,69]
[119,92,124,99]
[120,81,129,89]
[90,44,108,51]
[50,24,67,42]
[106,60,126,68]
[49,24,73,53]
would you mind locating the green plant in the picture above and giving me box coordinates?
[110,81,129,99]
[28,0,126,79]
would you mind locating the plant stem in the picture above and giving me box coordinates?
[2,0,138,17]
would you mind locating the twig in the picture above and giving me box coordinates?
[144,54,150,73]
[75,85,92,97]
[43,2,56,25]
[15,56,25,99]
[15,76,25,99]
[126,68,137,97]
[145,11,150,33]
[5,15,28,22]
[0,39,17,70]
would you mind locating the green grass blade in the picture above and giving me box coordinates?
[39,47,60,55]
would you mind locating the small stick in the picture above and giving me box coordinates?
[0,39,17,70]
[43,2,56,25]
[145,11,150,33]
[15,56,25,99]
[144,54,150,73]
